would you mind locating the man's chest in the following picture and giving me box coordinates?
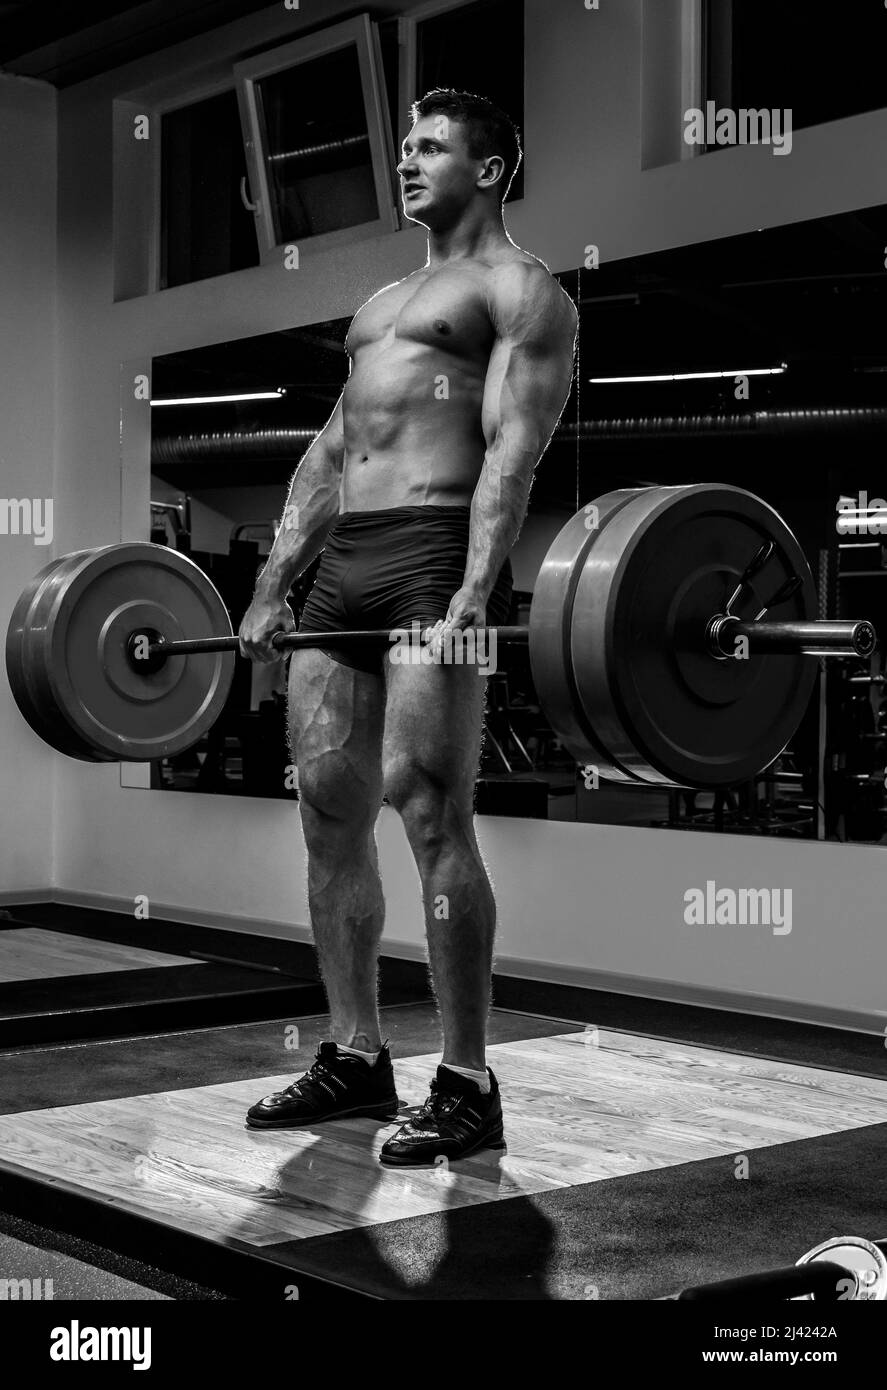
[346,271,495,360]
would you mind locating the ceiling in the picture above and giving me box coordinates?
[0,0,278,86]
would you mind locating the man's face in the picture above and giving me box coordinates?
[397,115,482,227]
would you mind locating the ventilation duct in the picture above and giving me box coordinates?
[560,407,887,442]
[151,409,887,466]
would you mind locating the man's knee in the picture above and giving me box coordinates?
[299,749,377,847]
[383,756,468,850]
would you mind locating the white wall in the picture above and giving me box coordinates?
[530,0,887,269]
[5,1,887,1028]
[0,76,57,893]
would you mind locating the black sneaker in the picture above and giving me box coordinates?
[378,1064,504,1165]
[246,1040,400,1129]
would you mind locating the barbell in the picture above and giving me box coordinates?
[4,484,878,788]
[677,1233,887,1300]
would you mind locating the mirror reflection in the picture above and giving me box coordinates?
[148,204,887,844]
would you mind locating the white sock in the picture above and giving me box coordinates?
[337,1043,381,1065]
[444,1063,490,1094]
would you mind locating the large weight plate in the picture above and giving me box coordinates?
[6,552,110,761]
[14,543,235,762]
[570,485,818,788]
[528,489,646,782]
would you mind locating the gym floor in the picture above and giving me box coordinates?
[1,903,884,1302]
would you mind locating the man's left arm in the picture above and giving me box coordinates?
[460,264,578,619]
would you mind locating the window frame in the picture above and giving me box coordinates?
[681,0,705,160]
[396,0,525,200]
[701,0,733,124]
[233,13,399,264]
[397,0,482,147]
[153,76,256,292]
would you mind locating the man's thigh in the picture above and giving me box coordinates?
[288,648,386,812]
[382,655,488,808]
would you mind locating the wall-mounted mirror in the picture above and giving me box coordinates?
[144,203,887,845]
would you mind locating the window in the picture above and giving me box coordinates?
[160,89,259,289]
[704,0,887,137]
[402,0,525,203]
[235,14,397,261]
[121,4,524,297]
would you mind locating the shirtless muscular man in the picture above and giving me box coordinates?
[239,89,578,1165]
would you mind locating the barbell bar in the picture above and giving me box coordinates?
[706,616,876,659]
[4,484,879,786]
[134,618,873,664]
[677,1233,887,1301]
[134,626,532,661]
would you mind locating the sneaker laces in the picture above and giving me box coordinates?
[282,1051,352,1103]
[416,1079,461,1124]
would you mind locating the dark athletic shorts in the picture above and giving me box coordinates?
[297,505,514,675]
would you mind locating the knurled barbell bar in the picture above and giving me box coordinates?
[4,484,878,787]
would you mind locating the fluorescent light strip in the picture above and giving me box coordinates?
[589,367,786,384]
[149,390,286,406]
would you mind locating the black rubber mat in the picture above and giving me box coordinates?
[4,902,883,1075]
[0,1230,171,1299]
[0,901,424,995]
[0,902,428,1047]
[0,1211,226,1300]
[1,1003,582,1113]
[271,1120,887,1300]
[0,965,326,1047]
[493,979,887,1078]
[0,902,321,973]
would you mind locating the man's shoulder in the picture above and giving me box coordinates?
[486,253,578,332]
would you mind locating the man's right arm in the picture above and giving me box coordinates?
[239,390,345,661]
[255,389,346,600]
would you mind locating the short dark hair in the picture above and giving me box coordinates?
[410,88,522,203]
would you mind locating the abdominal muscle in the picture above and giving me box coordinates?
[339,345,489,511]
